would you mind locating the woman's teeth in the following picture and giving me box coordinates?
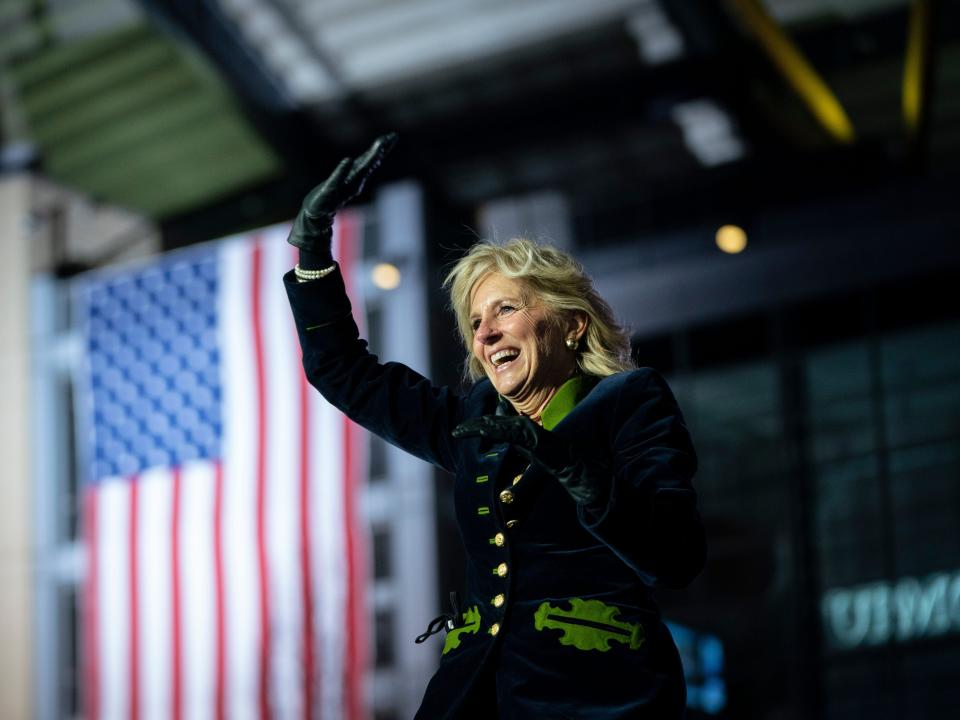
[491,349,519,366]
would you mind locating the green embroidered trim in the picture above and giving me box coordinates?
[442,606,481,655]
[540,376,584,430]
[534,598,645,652]
[477,506,490,516]
[475,475,489,484]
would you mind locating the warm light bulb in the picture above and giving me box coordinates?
[715,225,747,254]
[371,262,401,290]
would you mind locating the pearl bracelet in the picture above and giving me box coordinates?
[294,263,336,282]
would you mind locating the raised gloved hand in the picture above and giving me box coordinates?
[287,132,398,266]
[452,415,603,505]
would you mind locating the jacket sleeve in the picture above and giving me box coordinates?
[577,369,706,588]
[284,267,463,475]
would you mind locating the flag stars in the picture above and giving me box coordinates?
[85,250,223,480]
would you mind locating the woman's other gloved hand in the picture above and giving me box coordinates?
[288,132,398,268]
[452,415,603,505]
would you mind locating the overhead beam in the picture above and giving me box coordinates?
[730,0,856,144]
[337,0,641,88]
[259,0,350,94]
[902,0,937,158]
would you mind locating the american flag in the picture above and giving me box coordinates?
[74,217,369,720]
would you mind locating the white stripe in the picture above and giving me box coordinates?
[315,216,361,718]
[137,468,174,720]
[220,238,260,720]
[314,397,347,719]
[97,478,130,720]
[180,460,217,720]
[261,231,305,717]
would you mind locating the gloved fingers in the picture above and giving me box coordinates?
[452,415,539,451]
[346,132,398,192]
[353,133,399,174]
[301,157,352,217]
[451,416,499,440]
[452,415,593,497]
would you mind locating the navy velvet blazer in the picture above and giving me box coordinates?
[285,268,706,719]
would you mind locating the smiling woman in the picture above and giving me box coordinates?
[465,271,584,415]
[446,238,635,384]
[283,135,707,719]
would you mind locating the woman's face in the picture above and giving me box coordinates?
[469,273,577,400]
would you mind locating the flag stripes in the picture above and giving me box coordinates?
[338,214,368,720]
[83,488,101,720]
[171,466,183,720]
[77,221,369,719]
[298,333,316,720]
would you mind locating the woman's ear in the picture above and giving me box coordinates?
[569,310,588,341]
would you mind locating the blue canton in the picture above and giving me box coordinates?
[83,248,222,481]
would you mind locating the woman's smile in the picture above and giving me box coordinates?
[469,273,577,413]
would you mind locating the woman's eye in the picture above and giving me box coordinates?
[471,319,481,331]
[499,305,515,315]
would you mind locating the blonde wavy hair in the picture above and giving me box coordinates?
[444,238,635,382]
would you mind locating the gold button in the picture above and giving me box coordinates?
[494,532,505,547]
[512,474,522,485]
[496,562,509,577]
[492,593,505,608]
[499,489,514,504]
[506,519,519,529]
[489,623,500,636]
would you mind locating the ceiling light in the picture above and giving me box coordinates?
[626,0,685,65]
[715,225,747,254]
[672,100,747,166]
[371,263,401,290]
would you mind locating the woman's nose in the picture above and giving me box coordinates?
[476,319,500,344]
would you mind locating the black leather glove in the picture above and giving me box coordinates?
[288,132,398,266]
[452,415,602,505]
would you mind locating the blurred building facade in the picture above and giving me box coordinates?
[0,174,159,719]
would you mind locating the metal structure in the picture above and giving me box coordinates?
[2,0,958,235]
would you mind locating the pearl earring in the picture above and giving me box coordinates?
[565,337,579,351]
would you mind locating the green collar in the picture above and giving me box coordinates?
[540,375,584,431]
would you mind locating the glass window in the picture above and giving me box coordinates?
[805,342,877,464]
[680,361,787,504]
[814,455,886,588]
[882,323,960,447]
[374,610,395,668]
[372,525,392,580]
[60,586,80,717]
[883,324,960,577]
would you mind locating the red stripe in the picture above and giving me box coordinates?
[83,488,100,720]
[251,240,272,720]
[299,363,316,720]
[129,478,140,720]
[338,214,367,720]
[213,460,226,720]
[343,416,361,720]
[296,242,317,720]
[171,468,183,720]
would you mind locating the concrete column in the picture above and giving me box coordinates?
[0,174,35,719]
